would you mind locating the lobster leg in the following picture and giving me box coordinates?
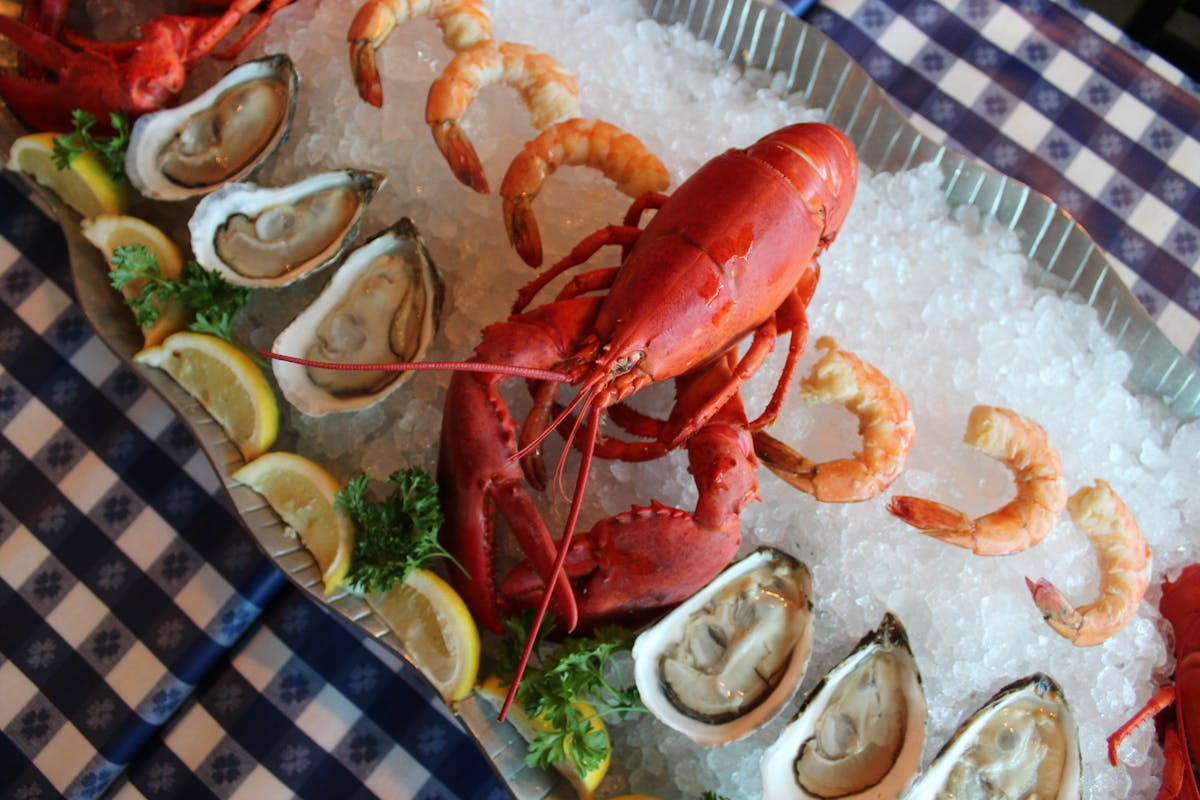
[501,351,759,630]
[186,0,296,65]
[438,298,611,633]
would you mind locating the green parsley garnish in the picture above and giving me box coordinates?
[498,612,646,777]
[52,110,131,182]
[336,468,459,593]
[702,793,733,800]
[108,242,250,342]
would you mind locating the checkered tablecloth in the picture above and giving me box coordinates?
[1,1,1197,799]
[793,0,1200,364]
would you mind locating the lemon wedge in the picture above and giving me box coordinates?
[232,452,354,594]
[476,674,610,799]
[6,132,128,217]
[366,569,481,704]
[80,214,191,347]
[134,331,278,461]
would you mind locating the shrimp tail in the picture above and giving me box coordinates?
[886,496,976,547]
[503,194,542,266]
[431,119,489,192]
[1026,576,1085,639]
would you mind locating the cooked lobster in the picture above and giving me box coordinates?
[1108,562,1200,799]
[0,1,297,131]
[434,122,857,712]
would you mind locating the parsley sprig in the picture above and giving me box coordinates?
[336,468,459,593]
[497,613,646,777]
[52,110,131,182]
[108,243,250,342]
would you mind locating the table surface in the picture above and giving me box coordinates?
[1,1,1197,798]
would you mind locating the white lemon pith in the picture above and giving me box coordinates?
[134,331,278,461]
[232,451,353,593]
[7,132,128,217]
[80,214,190,347]
[366,568,480,704]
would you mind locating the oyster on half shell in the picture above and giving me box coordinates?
[189,169,385,288]
[125,55,299,200]
[632,548,814,747]
[272,219,444,416]
[902,673,1081,800]
[760,613,926,800]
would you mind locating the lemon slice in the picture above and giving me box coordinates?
[80,214,191,347]
[134,331,278,461]
[232,452,354,594]
[366,569,480,704]
[6,132,128,217]
[476,674,610,799]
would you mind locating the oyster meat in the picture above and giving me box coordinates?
[760,613,926,800]
[125,55,299,200]
[272,218,444,416]
[632,548,814,746]
[902,673,1081,799]
[189,169,384,288]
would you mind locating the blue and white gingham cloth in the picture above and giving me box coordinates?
[790,0,1200,364]
[0,177,506,799]
[2,1,1198,798]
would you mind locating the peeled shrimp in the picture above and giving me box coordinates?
[1026,480,1151,646]
[348,0,492,107]
[426,41,581,193]
[753,337,914,503]
[499,118,670,267]
[887,404,1068,555]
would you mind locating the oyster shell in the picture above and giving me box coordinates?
[632,547,814,746]
[189,169,385,288]
[125,55,299,200]
[760,613,926,800]
[272,218,444,416]
[902,674,1081,799]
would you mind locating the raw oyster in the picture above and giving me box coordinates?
[189,169,384,288]
[760,613,926,799]
[632,547,814,746]
[125,55,298,200]
[902,674,1080,799]
[271,219,444,416]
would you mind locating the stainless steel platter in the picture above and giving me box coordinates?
[3,0,1197,798]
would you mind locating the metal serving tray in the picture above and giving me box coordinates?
[4,1,1197,797]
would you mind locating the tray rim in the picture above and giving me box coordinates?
[2,1,1196,798]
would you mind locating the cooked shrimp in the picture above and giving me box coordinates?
[499,118,670,266]
[426,41,580,193]
[753,337,914,503]
[887,404,1068,555]
[1026,479,1151,646]
[348,0,492,107]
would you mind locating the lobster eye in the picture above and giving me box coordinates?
[613,351,645,374]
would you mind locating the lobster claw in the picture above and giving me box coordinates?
[501,355,759,631]
[0,14,196,132]
[0,15,109,131]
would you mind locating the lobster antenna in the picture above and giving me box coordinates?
[551,389,594,499]
[512,374,601,465]
[499,402,601,722]
[261,351,572,384]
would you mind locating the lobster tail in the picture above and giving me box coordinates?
[748,123,859,247]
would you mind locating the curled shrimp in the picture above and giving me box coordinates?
[1026,480,1151,646]
[753,337,914,503]
[426,41,581,193]
[499,118,670,267]
[348,0,492,107]
[887,404,1068,555]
